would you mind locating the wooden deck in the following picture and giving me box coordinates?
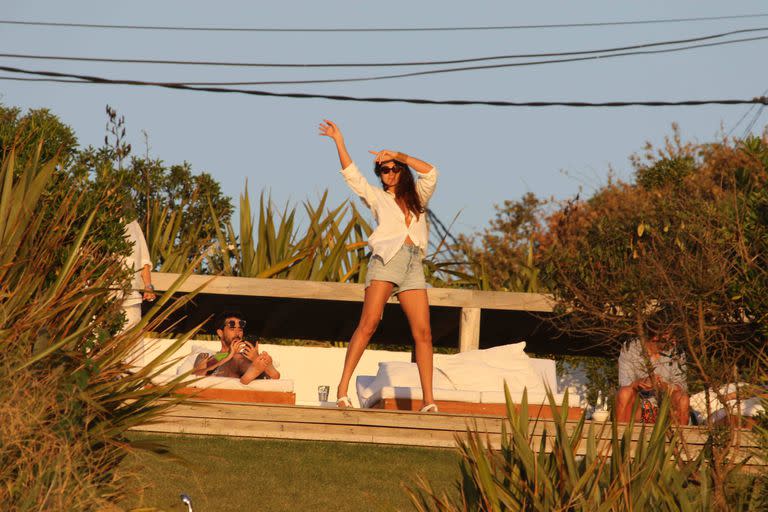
[132,400,765,468]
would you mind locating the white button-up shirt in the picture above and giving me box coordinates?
[123,220,153,306]
[340,162,438,264]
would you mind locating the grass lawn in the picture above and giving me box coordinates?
[123,433,462,512]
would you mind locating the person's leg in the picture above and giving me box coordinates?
[616,386,638,422]
[397,289,435,407]
[336,280,394,404]
[670,388,690,425]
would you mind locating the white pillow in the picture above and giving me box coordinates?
[479,342,529,369]
[438,359,547,394]
[441,342,529,371]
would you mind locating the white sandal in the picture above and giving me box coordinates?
[336,396,353,408]
[420,403,439,413]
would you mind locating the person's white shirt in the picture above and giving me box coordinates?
[123,219,153,307]
[340,162,438,264]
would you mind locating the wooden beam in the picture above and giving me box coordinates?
[459,307,481,352]
[152,273,554,312]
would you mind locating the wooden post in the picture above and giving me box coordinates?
[459,307,481,352]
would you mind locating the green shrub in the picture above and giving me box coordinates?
[0,138,199,510]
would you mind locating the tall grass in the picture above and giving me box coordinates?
[0,140,200,510]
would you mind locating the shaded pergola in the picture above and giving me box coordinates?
[149,273,594,355]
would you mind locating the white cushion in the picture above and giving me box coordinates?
[528,358,559,391]
[361,361,455,393]
[355,375,377,407]
[190,375,294,392]
[355,364,465,408]
[438,360,545,393]
[354,345,566,408]
[153,372,294,392]
[436,343,547,393]
[361,386,480,408]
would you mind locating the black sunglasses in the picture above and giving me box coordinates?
[223,319,246,329]
[378,166,401,175]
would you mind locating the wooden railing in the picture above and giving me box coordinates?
[153,273,554,352]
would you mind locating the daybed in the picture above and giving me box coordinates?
[136,338,296,404]
[690,383,766,427]
[355,343,582,418]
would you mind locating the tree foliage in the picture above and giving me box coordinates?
[449,193,546,292]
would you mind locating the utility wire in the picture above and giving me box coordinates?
[728,87,768,136]
[0,75,82,83]
[1,14,767,32]
[2,27,766,68]
[427,210,460,247]
[743,103,767,136]
[3,34,762,87]
[2,64,766,108]
[3,34,764,88]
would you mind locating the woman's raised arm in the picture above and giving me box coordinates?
[369,149,434,174]
[319,119,352,169]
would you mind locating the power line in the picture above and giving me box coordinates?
[2,64,766,108]
[1,14,768,33]
[728,87,768,136]
[4,34,763,88]
[2,33,764,88]
[2,27,767,68]
[0,75,82,83]
[743,103,767,136]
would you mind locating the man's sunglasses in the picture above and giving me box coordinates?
[223,320,246,329]
[378,166,401,175]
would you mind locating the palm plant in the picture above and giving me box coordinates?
[207,187,373,282]
[0,141,202,510]
[408,387,714,512]
[144,196,209,273]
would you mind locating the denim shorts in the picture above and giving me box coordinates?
[365,244,426,294]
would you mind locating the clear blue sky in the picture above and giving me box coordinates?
[2,1,767,235]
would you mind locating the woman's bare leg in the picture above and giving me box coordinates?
[397,289,435,406]
[336,280,394,404]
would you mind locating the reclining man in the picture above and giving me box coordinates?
[192,311,280,384]
[615,330,690,425]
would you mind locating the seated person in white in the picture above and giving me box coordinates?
[615,331,689,424]
[192,311,279,384]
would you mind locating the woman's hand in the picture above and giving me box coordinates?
[319,119,344,143]
[368,149,405,164]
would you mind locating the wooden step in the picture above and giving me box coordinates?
[131,400,765,468]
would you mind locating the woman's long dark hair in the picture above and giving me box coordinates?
[374,160,424,219]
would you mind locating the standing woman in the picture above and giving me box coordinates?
[319,119,439,412]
